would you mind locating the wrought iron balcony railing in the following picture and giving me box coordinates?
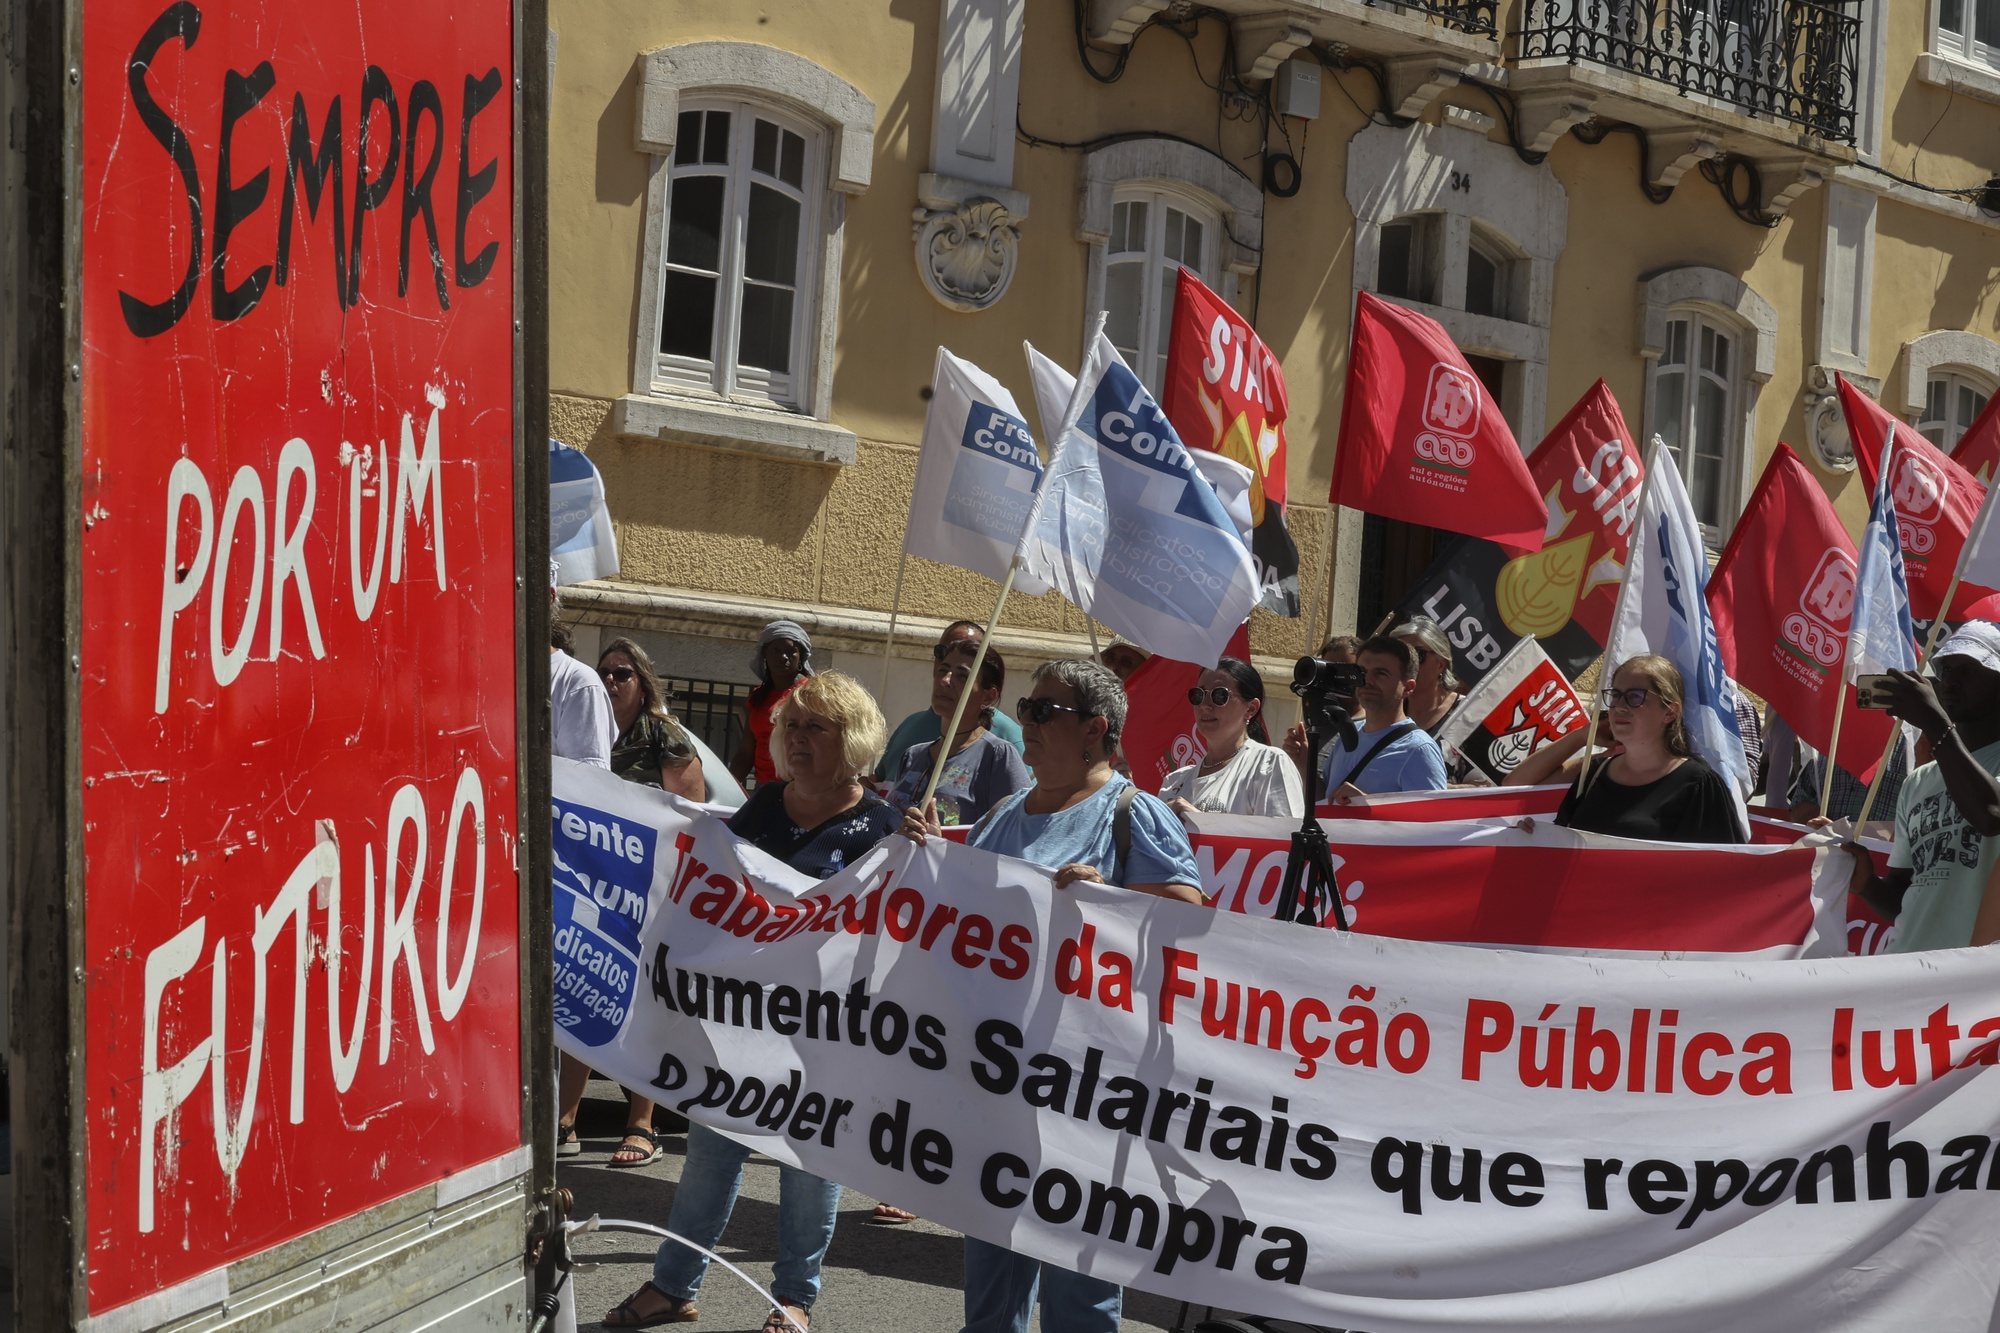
[1365,0,1499,38]
[1515,0,1861,143]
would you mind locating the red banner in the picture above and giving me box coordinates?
[1163,269,1300,616]
[1505,379,1642,644]
[1708,444,1895,781]
[1329,291,1546,551]
[1950,389,2000,485]
[1434,638,1588,784]
[1842,375,1994,618]
[82,0,520,1312]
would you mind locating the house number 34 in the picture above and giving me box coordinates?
[1448,170,1472,193]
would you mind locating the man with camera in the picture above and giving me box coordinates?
[1285,634,1448,804]
[1846,622,2000,951]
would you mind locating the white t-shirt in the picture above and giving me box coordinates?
[550,649,616,767]
[1160,739,1304,820]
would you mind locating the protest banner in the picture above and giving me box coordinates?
[1708,444,1895,783]
[1023,332,1258,664]
[552,761,2000,1331]
[1433,637,1589,785]
[1843,374,1994,620]
[1390,380,1643,690]
[551,438,620,583]
[1330,291,1547,552]
[81,0,523,1310]
[1163,268,1301,616]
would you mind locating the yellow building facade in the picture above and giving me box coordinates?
[547,0,2000,746]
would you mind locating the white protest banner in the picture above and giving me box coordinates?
[553,760,2000,1331]
[904,349,1052,593]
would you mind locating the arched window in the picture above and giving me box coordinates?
[1102,185,1220,391]
[1918,370,1994,449]
[1647,310,1742,530]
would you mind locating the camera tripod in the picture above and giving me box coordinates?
[1273,704,1357,931]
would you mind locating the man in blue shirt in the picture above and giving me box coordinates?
[1296,634,1448,802]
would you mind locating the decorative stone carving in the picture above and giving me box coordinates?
[1802,365,1864,473]
[913,176,1028,312]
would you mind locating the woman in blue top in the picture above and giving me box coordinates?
[903,658,1203,1333]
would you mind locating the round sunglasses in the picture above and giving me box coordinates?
[1187,687,1240,706]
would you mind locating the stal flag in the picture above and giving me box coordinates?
[1605,439,1751,826]
[1329,290,1546,551]
[1706,444,1893,782]
[1162,268,1301,616]
[1949,388,2000,485]
[1022,334,1259,664]
[1432,636,1589,785]
[904,347,1051,594]
[1388,380,1645,689]
[1119,623,1253,794]
[1841,374,1994,619]
[550,438,620,584]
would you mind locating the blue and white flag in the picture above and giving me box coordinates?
[1848,447,1919,681]
[1022,332,1258,664]
[550,438,619,584]
[1604,438,1752,821]
[904,348,1050,595]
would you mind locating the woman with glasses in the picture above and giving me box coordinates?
[607,672,897,1332]
[886,639,1028,826]
[1550,654,1745,844]
[902,659,1202,1333]
[1159,657,1303,820]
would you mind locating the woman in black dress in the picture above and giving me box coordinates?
[1554,654,1745,844]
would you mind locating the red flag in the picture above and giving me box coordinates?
[1163,270,1301,616]
[1949,389,2000,485]
[1329,290,1545,551]
[1118,623,1252,793]
[1840,374,1995,619]
[1707,443,1893,781]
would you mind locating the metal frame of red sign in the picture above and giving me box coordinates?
[4,0,552,1322]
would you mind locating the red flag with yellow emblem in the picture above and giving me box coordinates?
[1163,269,1300,616]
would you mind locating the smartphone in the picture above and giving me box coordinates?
[1855,673,1897,710]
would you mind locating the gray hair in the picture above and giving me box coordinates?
[1390,617,1460,693]
[1033,658,1128,757]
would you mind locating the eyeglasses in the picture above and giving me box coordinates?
[600,666,637,684]
[1601,687,1655,710]
[1187,687,1239,706]
[1016,697,1095,725]
[933,637,980,662]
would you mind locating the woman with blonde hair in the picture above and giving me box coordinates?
[1552,654,1744,843]
[607,671,896,1331]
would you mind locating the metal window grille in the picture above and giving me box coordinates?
[664,676,754,763]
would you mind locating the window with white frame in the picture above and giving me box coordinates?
[1102,186,1219,392]
[1647,310,1742,533]
[1918,369,1993,448]
[1937,0,2000,70]
[654,102,821,408]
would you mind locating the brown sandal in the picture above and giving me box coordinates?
[603,1281,698,1327]
[763,1306,809,1331]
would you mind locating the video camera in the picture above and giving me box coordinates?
[1291,655,1363,752]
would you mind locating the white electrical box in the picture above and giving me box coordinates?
[1273,59,1321,120]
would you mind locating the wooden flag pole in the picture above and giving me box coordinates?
[919,562,1020,809]
[877,549,911,702]
[1819,686,1846,821]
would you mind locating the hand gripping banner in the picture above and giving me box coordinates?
[552,761,2000,1332]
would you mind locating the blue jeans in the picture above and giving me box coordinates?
[653,1123,842,1311]
[961,1236,1122,1333]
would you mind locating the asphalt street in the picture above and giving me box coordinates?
[559,1080,1244,1332]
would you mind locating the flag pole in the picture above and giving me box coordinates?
[1818,687,1846,820]
[918,315,1108,810]
[877,549,911,702]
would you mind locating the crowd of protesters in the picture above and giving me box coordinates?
[549,571,2000,1331]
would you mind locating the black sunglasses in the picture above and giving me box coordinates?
[600,665,637,684]
[1015,697,1095,725]
[1187,687,1239,706]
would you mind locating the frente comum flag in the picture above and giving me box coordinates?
[1329,290,1546,551]
[1707,443,1893,783]
[1840,374,1995,619]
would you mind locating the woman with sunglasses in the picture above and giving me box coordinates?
[902,659,1202,1333]
[887,639,1028,826]
[1551,655,1745,843]
[1160,657,1303,820]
